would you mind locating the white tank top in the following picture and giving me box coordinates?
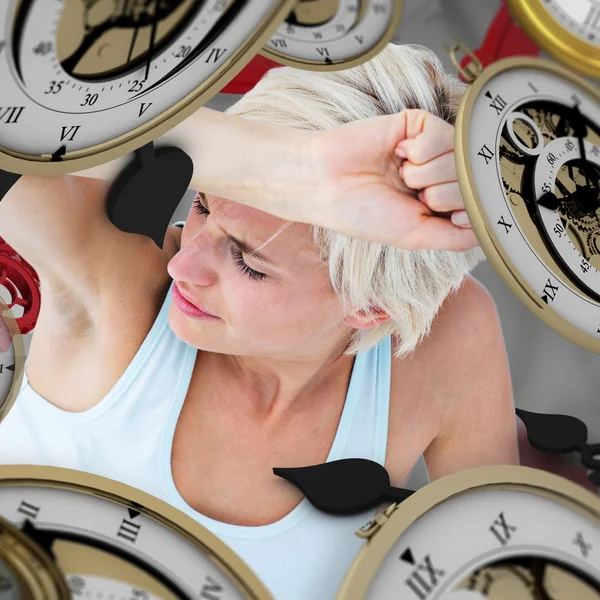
[0,278,428,599]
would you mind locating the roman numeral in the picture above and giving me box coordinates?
[200,575,224,599]
[117,518,141,543]
[485,92,507,115]
[528,81,538,93]
[139,102,152,117]
[541,278,559,304]
[497,216,513,233]
[477,144,495,165]
[0,106,25,124]
[405,555,446,599]
[271,38,287,48]
[489,512,516,546]
[0,41,5,55]
[17,500,40,519]
[316,47,330,56]
[354,34,364,44]
[205,48,227,63]
[573,532,593,558]
[584,6,600,29]
[60,125,81,142]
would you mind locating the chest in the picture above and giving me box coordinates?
[169,352,436,528]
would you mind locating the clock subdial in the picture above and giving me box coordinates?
[260,0,402,70]
[534,136,600,297]
[498,99,600,303]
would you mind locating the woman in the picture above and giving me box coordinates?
[0,44,518,599]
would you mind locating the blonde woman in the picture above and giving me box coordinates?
[0,44,518,599]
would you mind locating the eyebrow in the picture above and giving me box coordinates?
[197,192,276,268]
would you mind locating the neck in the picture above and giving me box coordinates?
[211,335,357,419]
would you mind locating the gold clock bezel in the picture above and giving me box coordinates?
[455,56,600,354]
[0,0,298,176]
[0,298,25,426]
[335,465,600,599]
[506,0,600,79]
[0,513,71,600]
[259,0,403,71]
[0,464,273,600]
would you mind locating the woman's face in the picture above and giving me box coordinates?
[167,193,349,358]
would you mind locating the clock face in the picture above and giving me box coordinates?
[540,0,600,47]
[505,0,600,77]
[456,58,600,353]
[0,0,296,175]
[0,304,24,426]
[260,0,403,70]
[335,467,600,600]
[366,488,600,599]
[0,466,271,600]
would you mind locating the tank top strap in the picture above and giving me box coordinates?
[335,335,392,466]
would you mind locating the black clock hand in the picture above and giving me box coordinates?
[124,0,140,64]
[144,0,161,81]
[573,103,592,189]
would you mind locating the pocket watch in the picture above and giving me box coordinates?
[0,465,273,600]
[274,462,600,599]
[0,298,24,427]
[0,0,297,176]
[452,48,600,353]
[259,0,403,71]
[338,466,600,599]
[505,0,600,79]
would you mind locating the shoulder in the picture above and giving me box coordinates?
[390,275,504,403]
[388,275,518,481]
[387,276,514,455]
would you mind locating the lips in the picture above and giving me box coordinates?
[174,283,216,317]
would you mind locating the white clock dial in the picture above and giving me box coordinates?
[0,305,23,426]
[260,0,402,69]
[542,0,600,47]
[0,0,295,173]
[464,60,600,349]
[0,467,270,600]
[365,488,600,599]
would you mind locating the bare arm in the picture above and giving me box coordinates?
[73,106,317,221]
[423,277,519,481]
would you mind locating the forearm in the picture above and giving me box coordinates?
[73,107,318,221]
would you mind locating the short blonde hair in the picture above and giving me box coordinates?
[225,44,485,358]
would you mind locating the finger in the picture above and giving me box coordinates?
[418,182,465,213]
[451,210,472,229]
[411,217,479,252]
[401,152,456,190]
[402,215,479,252]
[393,109,454,165]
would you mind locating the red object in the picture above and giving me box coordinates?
[460,2,540,76]
[221,54,283,94]
[0,238,41,335]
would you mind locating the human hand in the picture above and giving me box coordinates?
[311,108,478,251]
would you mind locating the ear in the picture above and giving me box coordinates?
[345,305,391,330]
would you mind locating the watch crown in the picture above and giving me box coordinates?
[355,502,399,540]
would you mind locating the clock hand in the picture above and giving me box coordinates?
[572,103,592,190]
[144,0,161,81]
[124,0,140,64]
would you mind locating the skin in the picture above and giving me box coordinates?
[0,110,519,526]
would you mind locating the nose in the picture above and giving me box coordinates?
[167,229,218,286]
